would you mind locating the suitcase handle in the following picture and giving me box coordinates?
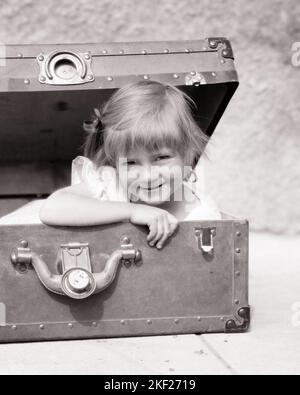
[37,50,95,85]
[11,239,142,300]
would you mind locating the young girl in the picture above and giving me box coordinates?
[40,81,221,249]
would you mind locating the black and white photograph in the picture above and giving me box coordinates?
[0,0,299,377]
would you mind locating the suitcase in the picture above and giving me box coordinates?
[0,38,250,343]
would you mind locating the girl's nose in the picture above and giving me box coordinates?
[139,165,161,186]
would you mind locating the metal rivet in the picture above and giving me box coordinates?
[84,54,91,60]
[221,59,226,64]
[20,240,29,248]
[185,48,190,53]
[141,50,147,55]
[143,75,150,80]
[236,248,241,254]
[147,320,152,325]
[24,79,30,85]
[102,50,108,55]
[190,71,196,76]
[197,317,202,322]
[38,55,44,61]
[223,50,228,56]
[210,41,217,47]
[164,49,170,53]
[174,319,179,324]
[17,264,28,273]
[122,237,130,245]
[236,231,241,237]
[203,46,208,51]
[212,72,217,77]
[173,74,180,79]
[220,317,225,322]
[119,50,125,54]
[12,325,17,331]
[107,76,113,82]
[235,271,241,277]
[68,323,73,329]
[92,322,98,327]
[235,300,240,305]
[87,74,94,81]
[40,324,45,330]
[121,320,125,325]
[17,53,23,58]
[40,76,46,83]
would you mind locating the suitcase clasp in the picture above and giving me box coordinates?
[195,227,216,254]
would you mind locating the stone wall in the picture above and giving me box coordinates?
[0,0,299,234]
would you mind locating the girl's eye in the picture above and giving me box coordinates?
[126,160,137,166]
[154,155,171,162]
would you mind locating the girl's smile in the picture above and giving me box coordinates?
[117,147,188,206]
[139,182,164,191]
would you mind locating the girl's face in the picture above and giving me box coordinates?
[117,146,188,206]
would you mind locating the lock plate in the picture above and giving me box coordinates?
[60,243,92,272]
[60,243,96,299]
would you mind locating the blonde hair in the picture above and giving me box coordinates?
[84,81,208,169]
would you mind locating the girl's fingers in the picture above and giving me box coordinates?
[150,217,164,247]
[157,215,170,249]
[147,220,157,243]
[147,214,178,249]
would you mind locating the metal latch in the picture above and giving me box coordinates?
[185,72,206,86]
[195,228,216,254]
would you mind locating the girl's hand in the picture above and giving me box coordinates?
[129,204,178,249]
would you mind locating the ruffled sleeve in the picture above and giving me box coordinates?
[71,156,128,202]
[183,192,222,221]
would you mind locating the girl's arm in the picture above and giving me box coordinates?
[39,183,179,249]
[39,183,132,226]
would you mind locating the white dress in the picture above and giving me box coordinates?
[72,156,222,221]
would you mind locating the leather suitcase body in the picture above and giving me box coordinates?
[0,39,250,343]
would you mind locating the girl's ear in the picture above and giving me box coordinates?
[183,167,198,183]
[182,158,194,182]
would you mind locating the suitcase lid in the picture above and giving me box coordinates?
[0,38,238,195]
